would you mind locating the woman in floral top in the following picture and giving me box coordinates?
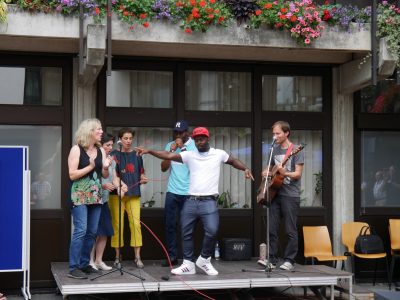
[67,118,112,279]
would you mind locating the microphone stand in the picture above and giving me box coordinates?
[242,138,275,277]
[263,139,275,275]
[91,142,145,281]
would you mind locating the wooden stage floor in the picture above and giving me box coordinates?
[51,260,353,299]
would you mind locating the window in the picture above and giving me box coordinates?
[360,78,400,113]
[106,70,173,108]
[106,126,252,209]
[0,67,62,106]
[261,130,323,207]
[185,71,251,111]
[0,125,62,209]
[262,75,322,111]
[361,131,400,207]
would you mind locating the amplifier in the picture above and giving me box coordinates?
[221,238,252,261]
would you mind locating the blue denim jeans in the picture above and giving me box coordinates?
[69,204,101,271]
[164,192,186,260]
[180,196,219,261]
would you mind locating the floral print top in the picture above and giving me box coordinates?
[71,145,103,205]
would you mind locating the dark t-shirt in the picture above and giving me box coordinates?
[110,149,144,197]
[271,144,304,197]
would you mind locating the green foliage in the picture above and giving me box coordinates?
[113,0,154,28]
[377,1,400,67]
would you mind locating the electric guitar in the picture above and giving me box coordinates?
[256,144,305,205]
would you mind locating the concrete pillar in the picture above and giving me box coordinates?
[332,68,354,257]
[72,57,98,138]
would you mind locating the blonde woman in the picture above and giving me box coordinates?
[67,118,112,279]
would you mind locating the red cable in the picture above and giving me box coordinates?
[140,220,215,300]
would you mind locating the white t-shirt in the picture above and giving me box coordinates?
[180,148,230,196]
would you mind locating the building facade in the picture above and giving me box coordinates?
[0,1,399,288]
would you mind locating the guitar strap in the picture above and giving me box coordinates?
[282,143,294,164]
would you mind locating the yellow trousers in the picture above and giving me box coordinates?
[108,195,142,248]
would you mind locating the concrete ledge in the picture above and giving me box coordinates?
[2,6,370,52]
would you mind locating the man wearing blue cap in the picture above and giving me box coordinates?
[160,120,196,267]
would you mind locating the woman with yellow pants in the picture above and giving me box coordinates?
[109,128,148,268]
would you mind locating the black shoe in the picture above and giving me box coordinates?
[68,269,88,279]
[80,265,101,274]
[161,259,179,267]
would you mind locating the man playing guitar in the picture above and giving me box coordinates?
[259,121,304,271]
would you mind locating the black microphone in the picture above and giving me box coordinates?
[117,140,122,148]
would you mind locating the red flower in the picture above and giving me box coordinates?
[209,0,215,3]
[279,14,286,20]
[143,22,150,28]
[125,163,135,173]
[264,3,272,9]
[218,16,225,23]
[190,0,196,6]
[280,8,288,13]
[95,7,100,15]
[290,15,297,22]
[208,14,214,19]
[123,11,129,16]
[184,28,192,34]
[140,13,147,19]
[199,1,206,7]
[255,9,262,16]
[176,1,183,7]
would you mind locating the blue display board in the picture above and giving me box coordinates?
[0,147,26,271]
[0,146,31,299]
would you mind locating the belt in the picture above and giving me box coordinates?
[190,195,217,201]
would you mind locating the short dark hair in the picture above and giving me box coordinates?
[272,121,291,137]
[118,127,135,139]
[101,133,115,145]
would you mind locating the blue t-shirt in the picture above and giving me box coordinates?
[164,137,196,195]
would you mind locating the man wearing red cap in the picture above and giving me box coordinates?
[135,127,254,276]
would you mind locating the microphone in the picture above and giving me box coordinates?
[117,140,122,147]
[271,136,277,146]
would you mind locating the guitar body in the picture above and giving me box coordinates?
[256,144,305,206]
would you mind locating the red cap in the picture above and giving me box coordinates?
[192,127,209,138]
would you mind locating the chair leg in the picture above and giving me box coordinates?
[386,256,391,290]
[373,259,378,286]
[390,256,396,289]
[351,256,356,284]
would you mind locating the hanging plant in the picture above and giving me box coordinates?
[0,0,8,23]
[377,1,400,67]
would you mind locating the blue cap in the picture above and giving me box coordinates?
[173,120,189,132]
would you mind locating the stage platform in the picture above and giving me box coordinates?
[51,260,353,299]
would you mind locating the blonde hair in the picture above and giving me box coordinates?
[74,118,102,150]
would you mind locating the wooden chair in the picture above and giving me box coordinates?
[389,219,400,285]
[303,226,347,269]
[342,221,390,287]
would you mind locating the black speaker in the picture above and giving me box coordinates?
[221,238,252,261]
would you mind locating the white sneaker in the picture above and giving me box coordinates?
[280,261,294,271]
[195,256,218,275]
[257,259,276,269]
[171,259,196,275]
[89,262,98,271]
[96,261,112,271]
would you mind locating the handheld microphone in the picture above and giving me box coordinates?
[117,140,122,147]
